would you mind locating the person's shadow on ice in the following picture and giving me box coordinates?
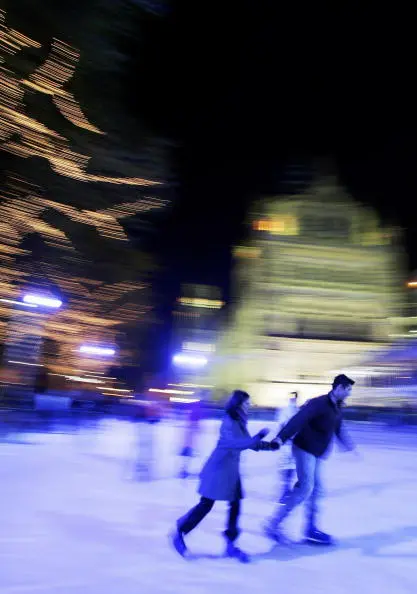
[256,525,417,561]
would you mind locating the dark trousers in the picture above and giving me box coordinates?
[178,497,241,542]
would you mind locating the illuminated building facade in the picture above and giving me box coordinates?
[399,276,417,335]
[204,173,405,407]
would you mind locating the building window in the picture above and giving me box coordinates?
[253,215,299,236]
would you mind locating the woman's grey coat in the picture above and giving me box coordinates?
[198,415,260,501]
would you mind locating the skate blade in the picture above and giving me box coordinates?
[303,537,335,546]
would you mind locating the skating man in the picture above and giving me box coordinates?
[265,374,356,545]
[275,391,299,503]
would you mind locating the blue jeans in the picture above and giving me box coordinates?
[272,445,323,528]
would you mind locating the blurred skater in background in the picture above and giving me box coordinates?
[177,390,209,478]
[275,391,299,503]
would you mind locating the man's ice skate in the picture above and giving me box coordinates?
[225,540,250,563]
[304,527,334,546]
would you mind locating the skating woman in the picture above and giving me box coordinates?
[170,390,274,562]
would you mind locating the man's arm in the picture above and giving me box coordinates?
[274,399,318,446]
[335,418,355,451]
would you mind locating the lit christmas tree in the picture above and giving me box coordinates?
[0,6,169,393]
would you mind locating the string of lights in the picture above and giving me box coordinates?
[0,10,162,187]
[0,9,168,384]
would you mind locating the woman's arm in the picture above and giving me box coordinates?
[217,417,265,450]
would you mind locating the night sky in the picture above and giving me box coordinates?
[2,0,416,299]
[132,2,417,299]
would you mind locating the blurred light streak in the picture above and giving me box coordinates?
[1,298,37,308]
[0,10,162,188]
[79,345,115,356]
[64,375,105,384]
[177,297,224,309]
[149,388,195,395]
[8,360,42,366]
[167,383,213,388]
[172,353,208,368]
[169,397,200,403]
[23,294,62,308]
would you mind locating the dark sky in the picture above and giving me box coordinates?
[132,2,416,299]
[3,0,416,299]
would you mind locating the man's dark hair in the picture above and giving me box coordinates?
[225,390,250,418]
[332,374,355,389]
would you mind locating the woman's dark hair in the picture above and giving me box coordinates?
[225,390,250,419]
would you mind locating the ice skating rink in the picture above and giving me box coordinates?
[1,418,417,594]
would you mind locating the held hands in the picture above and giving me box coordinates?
[254,428,282,451]
[257,439,280,451]
[269,439,280,451]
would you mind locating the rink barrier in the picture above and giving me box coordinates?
[1,402,417,439]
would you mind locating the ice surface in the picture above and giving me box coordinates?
[1,419,417,593]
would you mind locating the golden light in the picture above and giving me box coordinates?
[0,10,41,57]
[149,388,195,396]
[0,10,162,188]
[253,215,299,236]
[0,10,167,380]
[177,297,224,309]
